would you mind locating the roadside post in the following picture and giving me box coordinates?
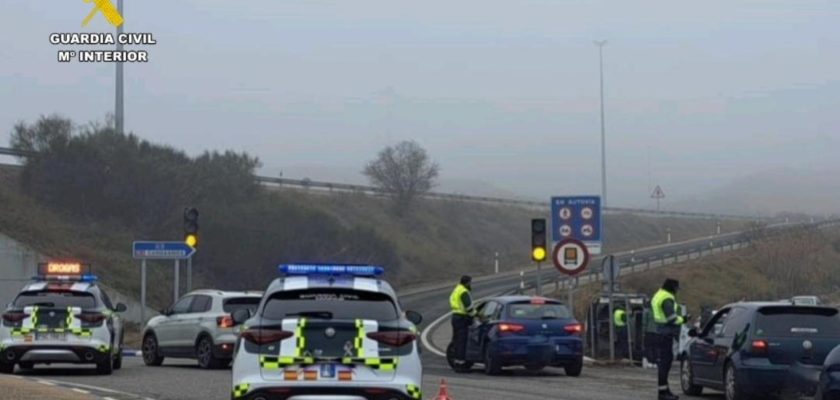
[494,252,499,275]
[552,238,591,323]
[132,241,197,325]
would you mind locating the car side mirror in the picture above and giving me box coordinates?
[405,310,423,325]
[687,328,698,337]
[114,303,127,313]
[160,307,173,316]
[231,309,250,325]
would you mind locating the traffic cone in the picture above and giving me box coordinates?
[435,378,452,400]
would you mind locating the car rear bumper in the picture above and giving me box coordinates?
[739,360,822,396]
[234,386,414,400]
[491,337,583,366]
[1,344,110,365]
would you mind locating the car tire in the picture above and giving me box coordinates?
[0,363,14,374]
[725,363,745,400]
[142,333,165,367]
[564,358,583,377]
[483,346,502,376]
[680,359,703,396]
[446,342,473,373]
[196,336,225,369]
[96,355,113,375]
[113,351,123,370]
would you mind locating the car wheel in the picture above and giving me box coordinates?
[483,346,502,375]
[564,358,583,377]
[0,363,14,374]
[680,359,703,396]
[446,342,473,373]
[142,334,165,366]
[725,363,745,400]
[96,354,113,375]
[113,351,123,370]
[196,336,225,369]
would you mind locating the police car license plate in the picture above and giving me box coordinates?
[320,363,336,378]
[36,332,66,341]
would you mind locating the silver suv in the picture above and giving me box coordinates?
[230,264,424,400]
[142,290,262,369]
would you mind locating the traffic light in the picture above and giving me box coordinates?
[531,218,547,262]
[184,207,199,248]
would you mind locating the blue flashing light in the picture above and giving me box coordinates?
[279,264,384,277]
[32,274,98,283]
[81,274,99,282]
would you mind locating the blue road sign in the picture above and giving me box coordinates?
[551,196,602,254]
[132,241,195,260]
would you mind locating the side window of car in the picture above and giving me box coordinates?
[189,295,212,313]
[721,307,751,338]
[99,289,114,310]
[701,308,730,337]
[172,296,194,314]
[481,302,499,321]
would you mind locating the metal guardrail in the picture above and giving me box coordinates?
[0,146,768,221]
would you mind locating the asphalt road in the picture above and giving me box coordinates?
[6,230,777,400]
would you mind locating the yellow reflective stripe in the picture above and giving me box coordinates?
[232,383,250,398]
[407,384,422,399]
[31,307,39,327]
[294,318,307,357]
[355,319,365,358]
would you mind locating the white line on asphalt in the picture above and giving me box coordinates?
[36,379,56,386]
[71,388,90,395]
[40,379,149,398]
[420,310,450,357]
[103,397,117,400]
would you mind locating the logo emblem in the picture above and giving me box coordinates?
[542,323,548,329]
[49,311,56,317]
[325,327,336,338]
[82,0,124,28]
[803,340,813,350]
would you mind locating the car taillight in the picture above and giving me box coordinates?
[217,315,235,328]
[498,323,526,335]
[78,313,106,323]
[564,323,583,335]
[240,328,293,345]
[751,340,768,355]
[2,311,28,323]
[366,331,417,347]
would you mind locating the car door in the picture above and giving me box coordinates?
[469,301,500,358]
[708,307,749,384]
[690,307,730,383]
[465,301,487,360]
[178,294,212,348]
[156,296,194,349]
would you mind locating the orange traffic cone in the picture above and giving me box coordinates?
[435,378,452,400]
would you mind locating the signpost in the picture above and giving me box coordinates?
[132,241,196,324]
[551,196,602,255]
[651,185,665,212]
[552,238,591,276]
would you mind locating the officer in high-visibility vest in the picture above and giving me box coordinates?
[651,279,688,400]
[449,275,474,366]
[614,307,628,358]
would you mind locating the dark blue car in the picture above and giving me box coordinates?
[816,345,840,400]
[680,302,840,400]
[447,296,584,376]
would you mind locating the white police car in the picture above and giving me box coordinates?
[0,262,126,375]
[230,264,424,400]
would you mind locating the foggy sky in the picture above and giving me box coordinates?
[1,0,839,210]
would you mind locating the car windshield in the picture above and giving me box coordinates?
[13,291,96,309]
[223,297,261,314]
[754,307,840,338]
[507,302,572,320]
[262,289,398,321]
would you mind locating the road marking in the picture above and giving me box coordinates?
[38,378,149,398]
[71,388,90,394]
[37,379,56,386]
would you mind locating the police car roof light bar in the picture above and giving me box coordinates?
[279,264,384,277]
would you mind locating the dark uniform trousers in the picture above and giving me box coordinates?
[451,314,472,360]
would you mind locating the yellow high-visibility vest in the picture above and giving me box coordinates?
[449,284,471,315]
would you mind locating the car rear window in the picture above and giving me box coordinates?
[13,291,96,309]
[754,307,840,338]
[223,297,261,314]
[507,302,572,320]
[262,289,398,321]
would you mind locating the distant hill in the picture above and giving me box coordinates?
[669,168,840,216]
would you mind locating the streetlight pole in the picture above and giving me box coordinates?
[115,0,124,134]
[595,40,608,209]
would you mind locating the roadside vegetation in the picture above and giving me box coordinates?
[1,115,749,310]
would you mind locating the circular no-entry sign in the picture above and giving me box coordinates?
[552,238,590,276]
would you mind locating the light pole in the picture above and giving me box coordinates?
[115,0,124,134]
[594,40,608,209]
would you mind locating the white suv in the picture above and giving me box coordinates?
[142,290,262,369]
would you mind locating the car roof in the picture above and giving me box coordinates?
[264,276,397,298]
[722,301,833,310]
[185,289,263,297]
[489,296,564,305]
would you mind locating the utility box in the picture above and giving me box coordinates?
[585,293,649,362]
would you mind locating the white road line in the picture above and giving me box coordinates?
[37,379,56,386]
[103,397,117,400]
[420,310,450,357]
[71,388,90,394]
[39,378,148,398]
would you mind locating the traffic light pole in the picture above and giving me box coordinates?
[140,259,146,325]
[174,259,180,302]
[536,261,542,296]
[187,256,192,292]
